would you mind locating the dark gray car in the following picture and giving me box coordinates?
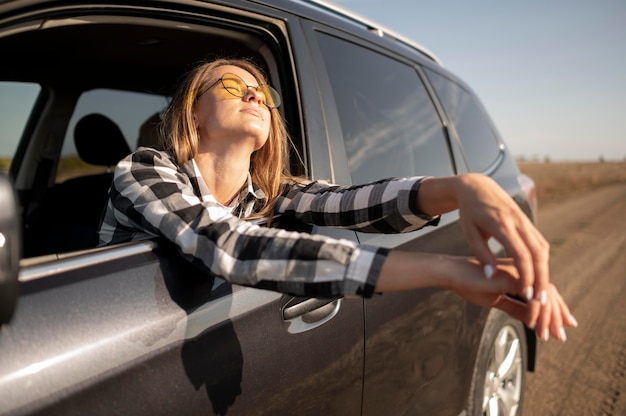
[0,1,537,415]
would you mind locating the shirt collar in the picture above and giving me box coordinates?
[189,158,265,205]
[245,172,266,201]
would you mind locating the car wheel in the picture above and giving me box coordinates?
[467,309,528,416]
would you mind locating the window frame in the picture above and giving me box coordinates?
[0,1,312,259]
[302,20,459,185]
[423,67,506,174]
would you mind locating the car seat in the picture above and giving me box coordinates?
[24,113,131,256]
[136,112,163,150]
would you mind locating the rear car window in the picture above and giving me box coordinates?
[315,33,454,183]
[57,89,169,183]
[424,69,501,172]
[0,81,41,174]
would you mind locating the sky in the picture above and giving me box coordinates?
[1,1,624,161]
[333,0,626,161]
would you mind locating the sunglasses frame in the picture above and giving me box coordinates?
[197,72,281,109]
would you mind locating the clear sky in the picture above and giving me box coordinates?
[334,0,626,161]
[1,1,624,161]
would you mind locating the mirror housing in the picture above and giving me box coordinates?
[0,173,20,326]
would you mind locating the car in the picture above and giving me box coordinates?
[0,0,538,415]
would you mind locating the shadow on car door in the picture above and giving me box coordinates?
[2,231,366,416]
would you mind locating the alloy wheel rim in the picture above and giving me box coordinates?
[481,325,523,416]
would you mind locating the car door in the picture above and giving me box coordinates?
[302,21,492,415]
[0,1,366,415]
[2,239,365,416]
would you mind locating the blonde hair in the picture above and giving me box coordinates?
[161,58,294,215]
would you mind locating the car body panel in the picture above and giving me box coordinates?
[4,238,365,416]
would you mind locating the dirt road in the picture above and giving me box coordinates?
[523,182,626,416]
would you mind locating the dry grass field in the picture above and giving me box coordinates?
[517,161,626,207]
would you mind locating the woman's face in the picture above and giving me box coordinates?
[193,65,272,151]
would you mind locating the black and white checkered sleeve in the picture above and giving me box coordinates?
[98,148,386,297]
[276,177,440,233]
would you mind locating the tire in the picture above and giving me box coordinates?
[467,309,528,416]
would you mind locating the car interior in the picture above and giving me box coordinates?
[0,9,303,259]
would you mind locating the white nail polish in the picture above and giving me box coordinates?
[559,327,567,342]
[539,290,547,305]
[483,264,494,279]
[569,314,579,328]
[542,328,549,341]
[524,286,534,301]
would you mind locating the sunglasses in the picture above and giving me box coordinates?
[198,72,281,109]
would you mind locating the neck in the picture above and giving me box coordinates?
[195,149,251,206]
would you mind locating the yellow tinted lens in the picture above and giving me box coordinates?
[221,74,247,97]
[258,85,280,108]
[218,73,281,108]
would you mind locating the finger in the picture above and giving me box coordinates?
[487,218,536,298]
[548,294,565,341]
[558,297,579,328]
[518,223,551,306]
[526,295,541,331]
[535,296,552,342]
[492,295,529,322]
[551,285,578,329]
[461,222,497,271]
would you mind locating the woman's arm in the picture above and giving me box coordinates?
[416,173,547,299]
[415,173,574,341]
[276,177,439,233]
[375,250,576,341]
[100,148,387,298]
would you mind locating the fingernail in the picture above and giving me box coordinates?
[539,290,547,305]
[528,322,536,330]
[483,264,494,279]
[524,286,534,301]
[542,328,549,341]
[569,314,579,328]
[559,327,567,342]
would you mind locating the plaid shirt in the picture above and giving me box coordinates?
[99,147,439,297]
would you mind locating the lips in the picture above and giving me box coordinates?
[240,107,262,118]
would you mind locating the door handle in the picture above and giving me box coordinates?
[282,296,342,333]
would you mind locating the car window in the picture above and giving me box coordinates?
[315,33,453,183]
[0,81,41,174]
[57,89,169,183]
[424,69,501,173]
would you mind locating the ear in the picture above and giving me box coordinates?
[192,112,199,130]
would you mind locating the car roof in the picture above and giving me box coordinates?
[299,0,443,66]
[0,0,444,94]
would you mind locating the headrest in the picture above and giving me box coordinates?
[137,112,163,149]
[74,113,131,166]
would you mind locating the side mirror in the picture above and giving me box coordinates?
[0,173,20,326]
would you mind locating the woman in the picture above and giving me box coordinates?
[99,58,576,342]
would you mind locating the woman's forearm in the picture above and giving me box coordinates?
[374,251,450,292]
[374,250,520,296]
[417,173,510,217]
[416,175,462,217]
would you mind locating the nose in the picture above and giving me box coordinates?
[243,87,263,106]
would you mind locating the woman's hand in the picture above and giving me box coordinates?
[417,173,554,332]
[453,174,549,302]
[448,258,578,341]
[376,251,577,341]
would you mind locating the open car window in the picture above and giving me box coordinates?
[0,5,299,258]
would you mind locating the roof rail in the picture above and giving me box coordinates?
[303,0,443,66]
